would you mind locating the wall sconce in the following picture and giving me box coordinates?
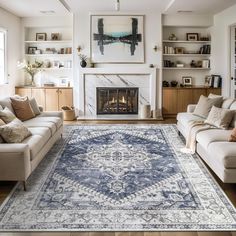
[153,44,161,52]
[77,45,83,53]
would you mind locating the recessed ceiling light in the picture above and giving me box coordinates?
[40,10,55,14]
[178,10,193,13]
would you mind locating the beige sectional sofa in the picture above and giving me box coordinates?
[0,97,63,189]
[177,97,236,183]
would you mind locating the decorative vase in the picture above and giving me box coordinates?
[80,60,87,68]
[30,74,36,86]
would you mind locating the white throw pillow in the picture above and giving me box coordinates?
[193,95,223,119]
[204,106,234,129]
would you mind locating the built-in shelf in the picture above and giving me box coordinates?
[163,40,211,44]
[163,67,211,70]
[42,68,72,71]
[25,54,72,57]
[163,54,211,57]
[25,40,72,44]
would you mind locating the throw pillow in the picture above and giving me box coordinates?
[0,107,16,123]
[204,106,234,129]
[229,128,236,142]
[0,105,2,110]
[0,118,32,143]
[193,95,223,119]
[10,97,35,121]
[0,118,5,143]
[29,98,41,115]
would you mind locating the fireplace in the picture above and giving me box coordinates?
[96,87,139,114]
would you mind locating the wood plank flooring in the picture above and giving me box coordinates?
[0,119,235,236]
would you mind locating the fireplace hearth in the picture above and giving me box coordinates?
[97,87,139,115]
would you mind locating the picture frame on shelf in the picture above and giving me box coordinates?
[202,59,210,68]
[186,33,199,41]
[90,14,144,63]
[28,46,37,54]
[51,33,60,41]
[182,76,192,86]
[53,60,60,68]
[175,47,184,54]
[36,33,47,41]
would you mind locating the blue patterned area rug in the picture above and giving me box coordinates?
[0,125,236,231]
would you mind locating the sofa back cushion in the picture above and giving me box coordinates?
[0,98,15,113]
[0,119,5,143]
[193,95,223,119]
[10,97,36,121]
[204,106,234,129]
[208,93,235,109]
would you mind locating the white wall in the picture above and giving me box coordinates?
[0,7,21,98]
[211,4,236,96]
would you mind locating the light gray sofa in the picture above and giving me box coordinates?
[177,97,236,183]
[0,97,63,190]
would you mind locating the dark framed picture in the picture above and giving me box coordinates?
[175,47,184,54]
[51,33,60,40]
[186,33,199,41]
[182,76,192,86]
[90,14,144,63]
[28,46,37,54]
[36,33,47,41]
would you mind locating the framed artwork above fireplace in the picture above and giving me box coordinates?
[90,14,144,63]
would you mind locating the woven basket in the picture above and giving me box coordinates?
[62,109,76,121]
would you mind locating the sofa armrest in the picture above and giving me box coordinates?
[187,104,197,113]
[0,144,31,181]
[38,111,63,120]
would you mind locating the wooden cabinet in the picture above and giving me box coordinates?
[163,87,221,117]
[15,87,73,111]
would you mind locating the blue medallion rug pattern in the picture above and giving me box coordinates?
[0,125,236,231]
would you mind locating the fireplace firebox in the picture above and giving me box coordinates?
[97,87,139,114]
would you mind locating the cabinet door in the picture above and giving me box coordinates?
[15,88,31,98]
[31,88,46,109]
[177,89,193,113]
[207,88,221,96]
[162,89,178,115]
[58,89,73,110]
[45,89,59,111]
[192,89,207,104]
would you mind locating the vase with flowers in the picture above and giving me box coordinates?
[17,60,43,86]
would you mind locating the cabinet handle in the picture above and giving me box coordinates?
[56,89,59,93]
[59,90,62,94]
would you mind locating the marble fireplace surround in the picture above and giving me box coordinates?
[79,68,161,119]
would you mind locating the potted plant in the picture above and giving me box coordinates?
[79,54,87,68]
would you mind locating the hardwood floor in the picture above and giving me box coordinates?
[0,119,235,236]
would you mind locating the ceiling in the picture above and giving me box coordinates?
[0,0,236,17]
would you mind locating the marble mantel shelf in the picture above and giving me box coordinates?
[78,67,162,119]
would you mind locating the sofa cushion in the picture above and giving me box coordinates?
[0,107,17,123]
[22,134,47,160]
[193,95,223,119]
[207,142,236,168]
[29,98,41,115]
[0,119,5,143]
[229,128,236,142]
[23,120,57,135]
[0,105,2,110]
[10,97,36,121]
[0,97,15,113]
[177,112,204,127]
[196,129,232,150]
[28,127,51,140]
[27,117,63,129]
[0,118,32,143]
[204,106,234,129]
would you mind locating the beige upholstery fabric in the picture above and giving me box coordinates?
[27,117,63,129]
[230,101,236,110]
[208,94,234,109]
[0,119,5,143]
[11,97,36,121]
[0,105,2,110]
[187,104,197,113]
[196,129,232,150]
[0,107,16,123]
[23,120,57,135]
[38,111,63,119]
[204,106,234,129]
[0,119,32,143]
[0,97,15,113]
[177,112,204,128]
[229,128,236,142]
[193,95,223,119]
[207,142,236,168]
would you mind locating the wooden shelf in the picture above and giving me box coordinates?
[25,54,72,57]
[163,86,221,89]
[163,54,211,57]
[163,67,211,70]
[42,68,72,71]
[163,40,211,43]
[25,40,72,44]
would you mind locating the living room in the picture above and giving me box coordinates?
[0,0,236,235]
